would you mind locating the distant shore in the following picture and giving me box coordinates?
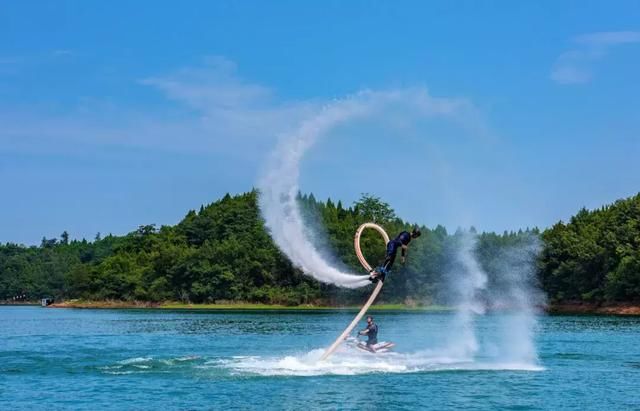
[0,299,632,315]
[41,300,449,311]
[547,302,640,316]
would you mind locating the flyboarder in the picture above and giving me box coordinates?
[358,315,378,350]
[369,226,421,283]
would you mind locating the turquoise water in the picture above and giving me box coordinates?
[1,306,639,410]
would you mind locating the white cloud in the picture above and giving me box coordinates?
[139,56,319,145]
[51,49,76,57]
[551,31,640,85]
[0,56,22,65]
[1,56,488,174]
[575,31,640,47]
[0,56,317,157]
[141,57,270,109]
[550,50,597,84]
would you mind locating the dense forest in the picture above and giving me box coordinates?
[1,191,639,305]
[540,194,640,303]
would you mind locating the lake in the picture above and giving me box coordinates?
[1,306,639,410]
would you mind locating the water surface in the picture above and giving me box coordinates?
[1,306,639,410]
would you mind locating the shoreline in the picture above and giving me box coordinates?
[42,300,449,312]
[547,302,640,316]
[2,300,636,315]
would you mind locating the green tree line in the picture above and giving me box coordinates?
[1,190,638,305]
[540,193,640,303]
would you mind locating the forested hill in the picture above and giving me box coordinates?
[1,190,639,306]
[540,193,640,304]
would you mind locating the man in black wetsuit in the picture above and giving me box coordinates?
[369,226,421,283]
[358,315,378,350]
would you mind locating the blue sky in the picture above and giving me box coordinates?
[1,0,639,244]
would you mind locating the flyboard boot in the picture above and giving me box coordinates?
[368,267,388,283]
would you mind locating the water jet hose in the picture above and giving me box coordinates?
[320,223,390,361]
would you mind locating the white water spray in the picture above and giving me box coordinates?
[258,96,373,287]
[443,231,488,360]
[258,88,470,288]
[487,235,545,364]
[438,230,544,367]
[216,348,543,377]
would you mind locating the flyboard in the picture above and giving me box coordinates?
[320,223,392,360]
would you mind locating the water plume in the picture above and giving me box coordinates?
[442,231,488,359]
[258,95,372,288]
[438,230,543,366]
[258,88,471,288]
[485,234,545,364]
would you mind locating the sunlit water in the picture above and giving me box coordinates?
[1,306,639,410]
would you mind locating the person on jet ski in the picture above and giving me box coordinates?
[358,315,378,349]
[369,226,421,283]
